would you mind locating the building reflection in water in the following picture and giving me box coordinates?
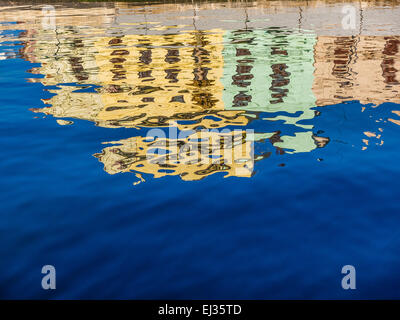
[94,130,256,183]
[2,1,399,183]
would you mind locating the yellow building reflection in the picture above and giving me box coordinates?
[95,130,254,182]
[33,30,250,130]
[93,31,250,130]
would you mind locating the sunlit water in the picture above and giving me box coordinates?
[1,0,400,299]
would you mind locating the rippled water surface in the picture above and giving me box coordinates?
[1,0,400,299]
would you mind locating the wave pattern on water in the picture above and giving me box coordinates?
[1,0,400,299]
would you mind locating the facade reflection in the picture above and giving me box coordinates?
[1,1,399,182]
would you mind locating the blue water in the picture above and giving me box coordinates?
[1,1,400,299]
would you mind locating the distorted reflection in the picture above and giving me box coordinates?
[1,0,399,184]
